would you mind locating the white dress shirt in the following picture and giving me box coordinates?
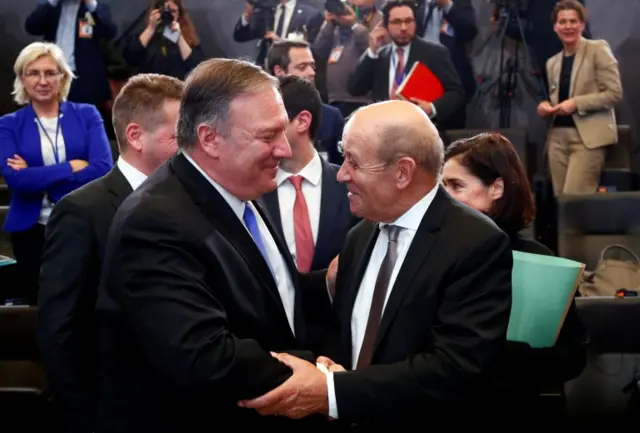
[326,185,439,419]
[117,156,147,191]
[36,116,67,225]
[273,0,296,37]
[275,151,322,263]
[182,151,297,334]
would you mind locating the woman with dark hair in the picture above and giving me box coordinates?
[442,132,586,429]
[124,0,205,80]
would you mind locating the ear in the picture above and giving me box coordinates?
[395,156,416,190]
[295,110,312,134]
[125,123,144,152]
[273,65,285,77]
[196,122,223,159]
[490,178,504,201]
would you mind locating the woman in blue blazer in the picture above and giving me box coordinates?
[0,42,112,302]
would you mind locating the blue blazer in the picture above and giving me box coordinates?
[0,102,113,232]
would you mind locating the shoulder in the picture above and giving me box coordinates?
[322,103,343,120]
[63,101,101,119]
[509,233,554,256]
[57,174,110,210]
[299,3,321,14]
[588,38,616,58]
[0,106,29,126]
[414,38,448,56]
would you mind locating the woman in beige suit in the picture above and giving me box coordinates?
[537,0,622,195]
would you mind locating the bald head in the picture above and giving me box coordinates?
[345,101,444,176]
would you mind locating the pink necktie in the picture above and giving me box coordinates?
[289,175,314,272]
[391,47,405,99]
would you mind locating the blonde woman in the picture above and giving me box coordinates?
[538,0,622,195]
[0,42,112,302]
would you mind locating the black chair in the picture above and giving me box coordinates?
[557,192,640,270]
[600,125,637,191]
[565,297,640,427]
[0,306,59,432]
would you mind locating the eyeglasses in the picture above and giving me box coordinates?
[388,18,415,26]
[23,70,62,81]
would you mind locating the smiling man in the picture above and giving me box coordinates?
[94,58,331,433]
[240,100,513,432]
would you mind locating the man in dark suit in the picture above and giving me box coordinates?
[267,39,345,164]
[25,0,117,109]
[415,0,478,128]
[348,0,465,129]
[38,73,184,433]
[240,100,513,432]
[234,0,323,68]
[94,59,331,433]
[261,75,356,274]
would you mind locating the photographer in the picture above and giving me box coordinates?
[233,0,323,67]
[123,0,204,80]
[313,0,384,118]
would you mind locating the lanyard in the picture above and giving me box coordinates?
[35,115,61,164]
[391,49,407,86]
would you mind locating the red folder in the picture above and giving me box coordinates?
[395,62,444,103]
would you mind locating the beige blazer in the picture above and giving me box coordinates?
[546,37,623,149]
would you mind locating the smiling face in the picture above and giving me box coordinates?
[211,87,292,200]
[554,9,585,46]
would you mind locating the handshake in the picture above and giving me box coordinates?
[237,352,345,419]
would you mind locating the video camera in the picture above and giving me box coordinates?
[325,0,350,16]
[247,0,281,10]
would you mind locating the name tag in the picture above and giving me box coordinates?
[328,46,344,64]
[78,20,93,38]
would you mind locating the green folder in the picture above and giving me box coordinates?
[507,251,584,348]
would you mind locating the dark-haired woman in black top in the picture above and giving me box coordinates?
[442,132,586,429]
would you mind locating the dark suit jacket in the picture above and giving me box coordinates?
[327,188,512,431]
[38,166,133,433]
[94,154,327,433]
[348,37,465,127]
[25,1,117,105]
[260,158,355,271]
[317,104,345,165]
[415,0,478,101]
[233,0,323,67]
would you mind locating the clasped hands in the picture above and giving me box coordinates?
[537,99,577,117]
[237,353,345,419]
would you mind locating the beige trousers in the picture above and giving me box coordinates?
[547,127,607,196]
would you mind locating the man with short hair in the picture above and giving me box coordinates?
[38,73,184,433]
[266,39,344,164]
[94,59,330,433]
[241,100,513,432]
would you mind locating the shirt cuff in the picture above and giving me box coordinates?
[430,103,437,119]
[326,372,339,419]
[241,14,249,26]
[325,277,334,304]
[85,0,98,12]
[366,47,379,59]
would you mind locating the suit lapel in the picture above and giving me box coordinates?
[170,154,289,324]
[313,160,342,269]
[259,190,284,241]
[287,3,303,35]
[373,188,450,354]
[104,166,134,211]
[569,37,588,97]
[379,46,392,100]
[549,53,562,105]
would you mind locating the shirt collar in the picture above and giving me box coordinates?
[381,184,439,232]
[116,156,147,191]
[276,151,322,187]
[181,150,245,222]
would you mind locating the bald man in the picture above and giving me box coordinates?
[240,101,513,432]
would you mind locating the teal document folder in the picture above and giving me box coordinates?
[507,251,584,348]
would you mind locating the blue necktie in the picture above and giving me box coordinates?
[243,204,274,275]
[274,4,286,38]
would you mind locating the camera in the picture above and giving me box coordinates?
[325,0,350,16]
[247,0,281,9]
[154,1,174,27]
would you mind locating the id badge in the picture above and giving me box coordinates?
[328,46,344,64]
[78,20,93,38]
